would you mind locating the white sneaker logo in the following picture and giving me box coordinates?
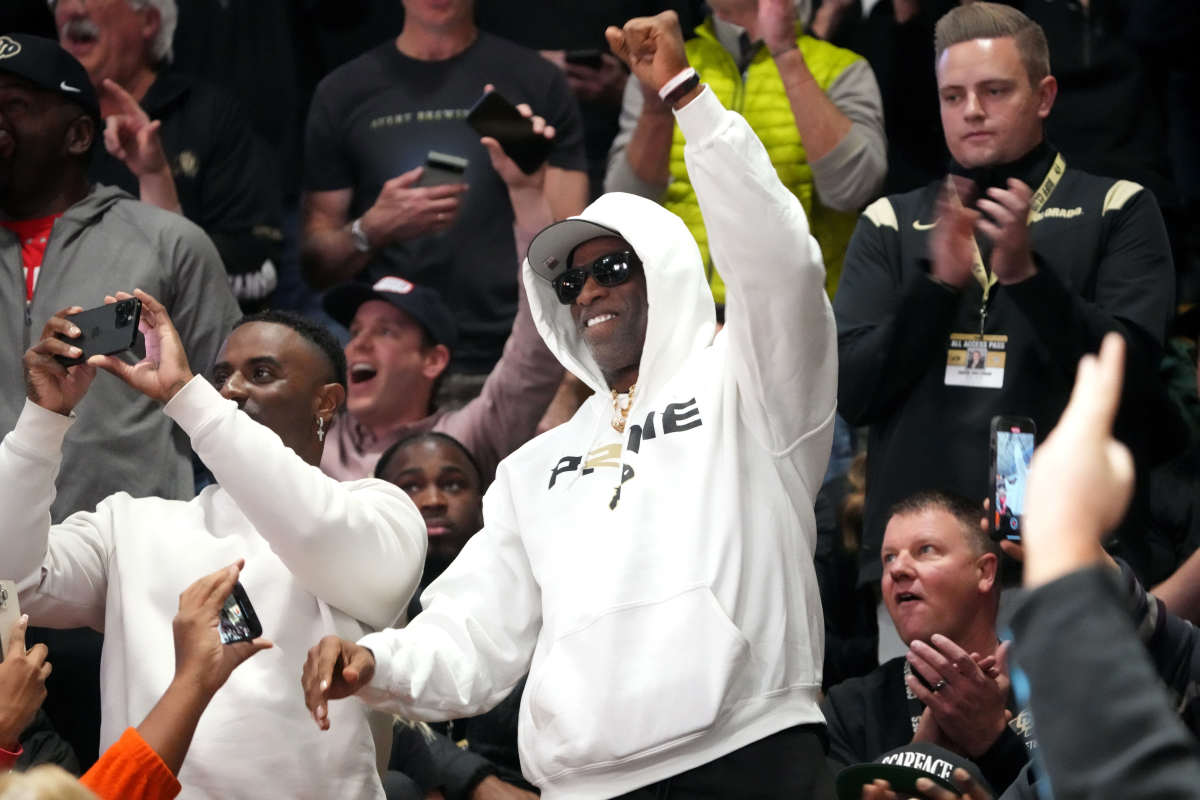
[60,81,82,94]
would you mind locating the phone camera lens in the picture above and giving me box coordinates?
[115,300,134,326]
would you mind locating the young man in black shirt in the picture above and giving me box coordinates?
[833,2,1176,588]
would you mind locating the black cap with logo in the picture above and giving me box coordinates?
[835,742,993,800]
[0,34,100,122]
[324,276,459,350]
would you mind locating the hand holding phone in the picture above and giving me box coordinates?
[989,416,1036,542]
[174,563,270,697]
[23,304,103,416]
[218,581,263,645]
[53,297,142,367]
[416,151,469,188]
[466,90,554,175]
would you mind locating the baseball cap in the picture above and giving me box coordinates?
[835,743,993,800]
[0,34,100,122]
[324,276,458,350]
[526,217,627,284]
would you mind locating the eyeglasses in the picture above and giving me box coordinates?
[552,250,641,305]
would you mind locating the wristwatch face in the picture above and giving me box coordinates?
[351,218,370,253]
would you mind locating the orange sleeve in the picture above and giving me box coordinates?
[80,728,181,800]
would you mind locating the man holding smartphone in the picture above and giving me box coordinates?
[304,10,838,798]
[833,3,1177,593]
[0,34,240,523]
[2,294,427,798]
[301,0,589,391]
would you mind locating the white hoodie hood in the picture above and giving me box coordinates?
[522,192,717,401]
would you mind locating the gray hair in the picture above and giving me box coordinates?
[128,0,177,64]
[48,0,176,65]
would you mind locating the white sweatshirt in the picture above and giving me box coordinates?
[358,86,837,798]
[0,377,426,800]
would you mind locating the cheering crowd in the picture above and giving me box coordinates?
[1,0,1199,798]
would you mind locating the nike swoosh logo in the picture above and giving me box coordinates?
[912,220,938,231]
[60,81,81,93]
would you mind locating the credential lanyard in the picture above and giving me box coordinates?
[966,153,1066,334]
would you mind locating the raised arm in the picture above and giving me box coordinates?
[168,378,425,630]
[443,108,564,479]
[607,10,836,452]
[603,73,674,199]
[760,0,886,212]
[90,290,427,631]
[99,78,181,214]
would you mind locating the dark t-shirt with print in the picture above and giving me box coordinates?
[305,32,585,372]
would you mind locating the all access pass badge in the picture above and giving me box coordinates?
[946,333,1007,389]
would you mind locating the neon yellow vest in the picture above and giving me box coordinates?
[664,22,863,301]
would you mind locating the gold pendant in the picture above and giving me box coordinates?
[612,415,627,433]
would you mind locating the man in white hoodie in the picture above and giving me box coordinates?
[303,6,838,798]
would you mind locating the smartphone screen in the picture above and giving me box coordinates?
[992,423,1035,541]
[218,582,262,645]
[0,581,18,662]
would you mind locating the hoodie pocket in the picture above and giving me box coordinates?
[526,585,751,777]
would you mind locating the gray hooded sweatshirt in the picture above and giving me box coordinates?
[0,184,240,521]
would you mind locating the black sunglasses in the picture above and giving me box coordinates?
[552,250,641,305]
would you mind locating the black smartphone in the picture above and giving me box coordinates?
[218,581,263,645]
[565,49,605,70]
[54,298,141,367]
[466,90,553,175]
[416,150,469,187]
[989,416,1036,543]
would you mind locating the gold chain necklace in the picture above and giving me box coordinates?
[610,383,636,433]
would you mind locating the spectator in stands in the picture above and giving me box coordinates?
[52,0,284,311]
[376,432,535,800]
[3,293,426,798]
[302,0,588,401]
[605,0,885,301]
[834,2,1177,592]
[303,10,838,797]
[319,109,563,484]
[0,33,238,520]
[822,490,1029,795]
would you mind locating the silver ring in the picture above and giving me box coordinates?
[932,679,948,692]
